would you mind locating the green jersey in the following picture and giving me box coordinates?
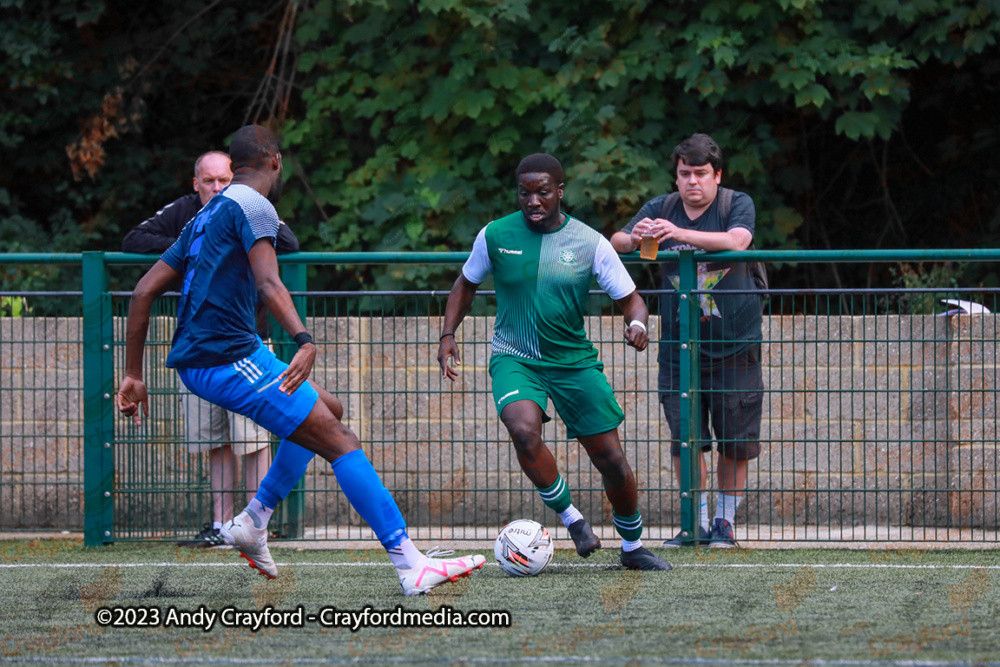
[462,211,635,368]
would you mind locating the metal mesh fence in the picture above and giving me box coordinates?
[112,295,211,539]
[102,286,1000,544]
[743,288,1000,543]
[2,253,999,546]
[0,295,85,531]
[279,291,674,544]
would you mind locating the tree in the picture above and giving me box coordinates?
[0,0,290,298]
[284,0,1000,290]
[3,0,999,296]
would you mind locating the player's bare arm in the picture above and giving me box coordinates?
[248,237,314,395]
[118,260,181,425]
[437,274,480,381]
[615,290,649,352]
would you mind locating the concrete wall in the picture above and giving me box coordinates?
[1,314,997,532]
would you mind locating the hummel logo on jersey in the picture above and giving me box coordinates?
[499,248,523,255]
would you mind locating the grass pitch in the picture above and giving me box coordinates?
[1,538,998,665]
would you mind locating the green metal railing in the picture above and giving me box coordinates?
[2,250,998,546]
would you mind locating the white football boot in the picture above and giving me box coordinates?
[397,550,486,596]
[222,510,277,579]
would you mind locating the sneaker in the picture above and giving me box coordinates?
[620,547,672,571]
[567,518,602,558]
[709,518,737,548]
[176,523,227,548]
[662,525,712,548]
[397,553,486,596]
[223,511,277,579]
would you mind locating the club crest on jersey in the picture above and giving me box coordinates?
[559,249,578,265]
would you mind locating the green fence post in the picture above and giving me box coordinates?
[275,262,308,539]
[676,249,702,545]
[82,251,114,546]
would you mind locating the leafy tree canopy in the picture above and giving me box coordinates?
[2,0,999,295]
[0,0,287,291]
[284,0,1000,290]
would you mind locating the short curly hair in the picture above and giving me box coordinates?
[230,125,280,171]
[516,153,564,184]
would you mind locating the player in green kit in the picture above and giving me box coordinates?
[437,153,672,571]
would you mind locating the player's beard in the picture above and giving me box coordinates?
[524,207,560,232]
[267,170,284,204]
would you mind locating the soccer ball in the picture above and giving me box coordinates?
[494,519,554,577]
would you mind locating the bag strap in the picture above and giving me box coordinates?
[659,192,681,220]
[718,186,733,222]
[718,186,756,252]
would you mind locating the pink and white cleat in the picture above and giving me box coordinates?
[397,552,486,596]
[222,511,277,579]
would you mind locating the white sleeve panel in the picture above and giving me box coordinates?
[594,235,636,300]
[461,227,492,285]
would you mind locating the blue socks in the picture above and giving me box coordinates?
[332,449,408,550]
[252,442,408,551]
[254,439,315,509]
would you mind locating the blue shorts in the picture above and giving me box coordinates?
[176,342,319,440]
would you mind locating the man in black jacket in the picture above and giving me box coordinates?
[122,151,300,547]
[123,151,299,254]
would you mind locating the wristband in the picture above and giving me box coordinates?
[628,320,647,333]
[440,333,455,341]
[294,332,314,348]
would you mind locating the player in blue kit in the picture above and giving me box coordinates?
[117,125,484,594]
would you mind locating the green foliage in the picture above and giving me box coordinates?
[889,261,966,314]
[0,296,30,317]
[2,0,999,293]
[284,0,1000,290]
[0,1,289,292]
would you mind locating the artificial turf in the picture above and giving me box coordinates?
[0,539,998,665]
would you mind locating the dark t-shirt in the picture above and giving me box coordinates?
[622,189,762,367]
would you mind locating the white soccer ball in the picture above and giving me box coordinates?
[494,519,554,577]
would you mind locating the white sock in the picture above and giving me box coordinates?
[244,499,274,529]
[213,521,223,530]
[622,538,642,552]
[387,537,422,570]
[715,493,742,525]
[700,497,710,532]
[559,505,584,528]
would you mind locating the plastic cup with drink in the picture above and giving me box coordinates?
[638,222,658,260]
[639,234,658,260]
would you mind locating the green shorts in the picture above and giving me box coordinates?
[489,356,624,440]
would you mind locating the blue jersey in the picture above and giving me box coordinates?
[161,184,279,369]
